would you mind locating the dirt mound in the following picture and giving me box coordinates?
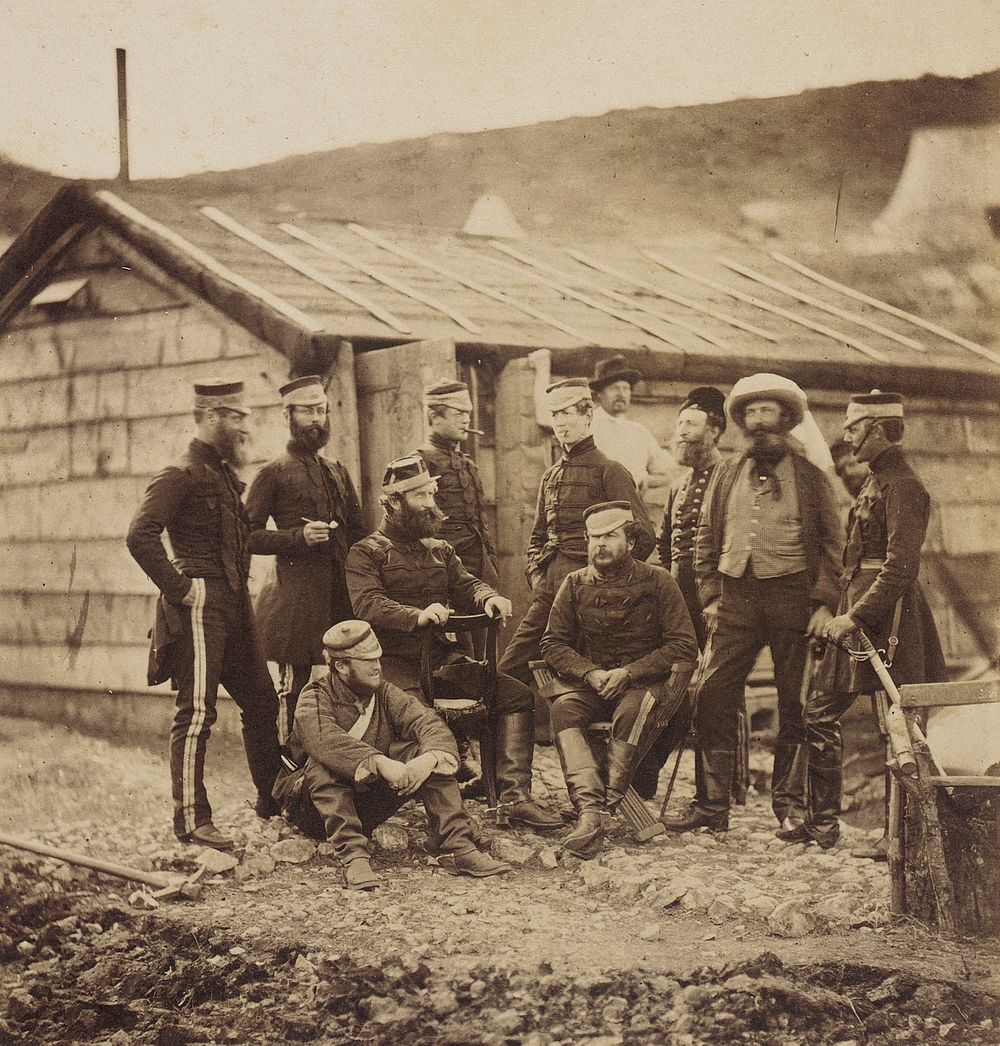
[3,857,998,1046]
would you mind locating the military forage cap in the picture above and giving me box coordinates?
[584,500,634,537]
[279,375,327,407]
[194,380,250,416]
[726,373,807,429]
[424,380,473,413]
[844,389,904,429]
[679,385,727,432]
[323,620,383,660]
[546,377,593,412]
[381,454,437,495]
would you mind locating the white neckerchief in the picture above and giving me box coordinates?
[347,695,375,739]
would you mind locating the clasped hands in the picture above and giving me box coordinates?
[374,752,437,797]
[584,667,632,701]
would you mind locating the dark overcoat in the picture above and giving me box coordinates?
[246,444,365,665]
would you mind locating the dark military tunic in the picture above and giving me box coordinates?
[416,432,499,585]
[657,455,720,648]
[541,559,698,685]
[246,443,365,665]
[815,445,945,694]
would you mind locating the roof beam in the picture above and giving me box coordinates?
[717,256,926,352]
[0,223,88,332]
[771,251,1000,369]
[643,250,889,363]
[280,223,481,335]
[199,206,411,336]
[566,248,776,343]
[490,241,731,352]
[345,223,592,344]
[95,191,324,334]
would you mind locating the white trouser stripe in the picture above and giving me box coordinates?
[183,578,207,833]
[627,689,656,747]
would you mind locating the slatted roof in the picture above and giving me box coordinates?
[2,183,998,396]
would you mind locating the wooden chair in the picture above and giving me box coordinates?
[892,677,1000,932]
[529,659,697,842]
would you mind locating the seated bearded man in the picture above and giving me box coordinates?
[272,620,511,889]
[540,502,698,858]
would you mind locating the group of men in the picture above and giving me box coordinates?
[126,354,943,887]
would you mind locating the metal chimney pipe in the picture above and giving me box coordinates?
[116,48,130,182]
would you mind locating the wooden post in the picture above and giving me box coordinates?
[116,48,130,183]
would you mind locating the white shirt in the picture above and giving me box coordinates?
[591,406,672,488]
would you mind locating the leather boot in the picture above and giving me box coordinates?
[496,712,562,830]
[771,742,807,825]
[555,727,606,859]
[455,735,486,800]
[851,770,889,861]
[804,735,843,844]
[661,749,733,832]
[605,738,641,812]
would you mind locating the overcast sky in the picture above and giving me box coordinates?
[3,0,999,179]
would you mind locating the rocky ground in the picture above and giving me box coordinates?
[2,716,999,1045]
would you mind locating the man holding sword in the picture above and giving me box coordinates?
[247,375,366,748]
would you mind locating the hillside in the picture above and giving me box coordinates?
[1,70,997,246]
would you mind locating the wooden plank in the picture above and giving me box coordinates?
[716,256,926,351]
[475,250,686,351]
[490,241,731,351]
[280,224,482,335]
[927,776,1000,787]
[345,223,592,344]
[771,251,1000,369]
[94,191,325,334]
[898,679,1000,708]
[643,250,889,362]
[199,206,412,336]
[566,248,777,342]
[0,223,89,332]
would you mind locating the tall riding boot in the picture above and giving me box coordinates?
[662,749,733,832]
[495,712,562,830]
[851,769,889,861]
[555,728,606,858]
[799,738,842,847]
[771,742,807,827]
[605,738,642,812]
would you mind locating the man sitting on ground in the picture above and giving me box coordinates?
[540,502,698,858]
[273,620,511,888]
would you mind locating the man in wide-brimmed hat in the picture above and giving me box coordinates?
[663,373,843,835]
[778,391,945,855]
[246,375,366,745]
[588,355,673,495]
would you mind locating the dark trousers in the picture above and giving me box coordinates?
[277,663,314,744]
[694,569,810,821]
[294,740,473,863]
[550,683,667,749]
[801,687,863,838]
[498,553,579,685]
[169,577,281,836]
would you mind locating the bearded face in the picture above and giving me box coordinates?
[289,411,330,453]
[740,400,791,466]
[213,413,252,469]
[391,493,446,540]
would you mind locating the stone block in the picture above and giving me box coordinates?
[0,476,149,542]
[0,539,150,596]
[939,504,1000,556]
[964,413,1000,455]
[70,420,129,478]
[0,427,70,486]
[162,319,226,365]
[0,329,65,383]
[911,456,997,505]
[0,376,69,431]
[0,591,156,647]
[127,415,192,475]
[0,641,150,692]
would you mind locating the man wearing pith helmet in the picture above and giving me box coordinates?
[272,620,511,888]
[498,378,656,689]
[664,373,843,834]
[541,502,698,858]
[246,375,365,744]
[127,379,282,851]
[346,455,562,831]
[778,391,945,855]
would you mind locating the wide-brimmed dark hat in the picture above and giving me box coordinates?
[588,355,643,392]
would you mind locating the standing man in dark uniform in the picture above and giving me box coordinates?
[415,379,499,587]
[664,374,843,833]
[246,375,365,742]
[498,378,656,688]
[347,455,562,831]
[127,380,282,850]
[542,502,698,857]
[779,391,945,852]
[632,386,727,800]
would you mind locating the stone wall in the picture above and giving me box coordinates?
[0,228,358,697]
